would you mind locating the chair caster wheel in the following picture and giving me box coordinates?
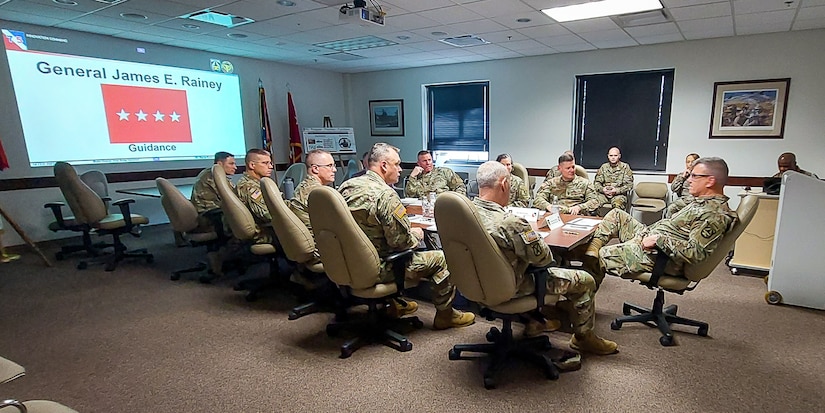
[399,340,413,352]
[340,349,353,359]
[610,320,622,330]
[659,335,675,346]
[483,376,496,390]
[542,357,560,380]
[697,326,709,337]
[448,348,460,360]
[170,273,181,281]
[486,327,501,342]
[765,291,782,305]
[76,261,88,270]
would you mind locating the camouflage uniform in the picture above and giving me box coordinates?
[472,198,597,335]
[507,174,530,208]
[190,167,233,231]
[593,161,634,211]
[534,176,600,214]
[235,173,275,244]
[289,174,323,233]
[670,172,691,198]
[593,195,737,277]
[339,170,457,311]
[773,169,819,179]
[405,166,466,198]
[545,167,562,180]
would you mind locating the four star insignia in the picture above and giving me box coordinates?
[114,109,183,122]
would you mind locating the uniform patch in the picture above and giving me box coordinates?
[697,221,722,248]
[251,189,262,200]
[393,203,407,221]
[531,242,544,256]
[520,229,541,244]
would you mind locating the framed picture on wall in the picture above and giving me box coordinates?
[709,78,790,139]
[369,99,404,136]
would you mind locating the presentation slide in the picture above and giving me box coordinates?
[2,28,246,167]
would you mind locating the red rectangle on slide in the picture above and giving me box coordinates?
[101,84,193,143]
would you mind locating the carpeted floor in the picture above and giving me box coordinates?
[1,225,824,412]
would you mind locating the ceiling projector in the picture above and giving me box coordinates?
[339,2,385,26]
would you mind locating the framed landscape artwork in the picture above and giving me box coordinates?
[369,99,404,136]
[709,78,790,139]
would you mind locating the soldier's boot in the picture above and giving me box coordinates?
[386,298,419,318]
[583,238,606,290]
[584,237,605,259]
[524,318,562,337]
[433,308,475,330]
[570,331,618,355]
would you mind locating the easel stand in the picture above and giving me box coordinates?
[0,205,52,267]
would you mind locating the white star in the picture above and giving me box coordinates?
[116,109,130,121]
[153,110,165,122]
[136,110,148,121]
[169,111,181,122]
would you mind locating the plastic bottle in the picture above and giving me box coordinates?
[283,177,295,200]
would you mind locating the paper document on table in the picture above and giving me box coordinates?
[401,198,422,206]
[506,207,542,222]
[408,215,436,226]
[567,217,601,227]
[545,213,564,230]
[563,223,592,231]
[536,231,551,238]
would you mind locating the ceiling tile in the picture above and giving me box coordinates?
[461,0,536,18]
[624,22,681,37]
[668,2,732,20]
[561,17,621,33]
[733,0,798,14]
[633,32,686,44]
[418,5,483,25]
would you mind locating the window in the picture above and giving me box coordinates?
[425,81,489,164]
[573,69,674,171]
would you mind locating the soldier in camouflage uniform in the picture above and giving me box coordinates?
[666,153,700,218]
[339,143,475,330]
[772,152,819,179]
[235,149,276,244]
[583,157,738,286]
[405,150,466,197]
[471,161,618,355]
[190,151,237,229]
[593,147,634,214]
[290,149,337,233]
[534,153,600,215]
[544,150,573,181]
[496,154,530,207]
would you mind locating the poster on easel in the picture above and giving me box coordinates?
[301,128,356,154]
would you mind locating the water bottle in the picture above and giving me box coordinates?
[551,195,560,215]
[424,191,436,218]
[283,177,295,200]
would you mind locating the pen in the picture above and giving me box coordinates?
[563,231,579,235]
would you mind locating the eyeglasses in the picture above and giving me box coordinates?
[254,160,273,166]
[689,173,712,179]
[312,163,336,169]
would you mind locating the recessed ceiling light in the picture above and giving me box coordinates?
[52,0,78,5]
[314,36,396,52]
[516,18,531,23]
[276,0,296,6]
[542,0,663,23]
[181,23,200,30]
[431,31,448,36]
[120,12,148,20]
[396,35,410,40]
[227,33,248,39]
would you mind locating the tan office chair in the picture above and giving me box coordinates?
[280,163,306,190]
[80,170,110,208]
[630,182,669,224]
[53,162,152,271]
[308,185,422,358]
[575,165,589,180]
[156,178,222,282]
[434,192,560,389]
[260,177,336,320]
[45,167,111,260]
[0,357,78,413]
[213,164,281,300]
[610,194,759,346]
[511,162,534,199]
[0,357,24,384]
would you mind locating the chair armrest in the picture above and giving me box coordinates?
[647,246,670,288]
[385,249,415,295]
[0,399,27,413]
[43,202,68,227]
[526,264,553,308]
[112,198,136,228]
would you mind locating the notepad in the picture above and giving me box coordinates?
[567,217,601,227]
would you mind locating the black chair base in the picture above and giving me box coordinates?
[288,282,344,320]
[54,232,111,261]
[171,262,208,281]
[325,300,423,359]
[448,313,559,389]
[77,233,153,272]
[610,288,708,346]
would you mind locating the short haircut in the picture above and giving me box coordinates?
[495,153,511,162]
[417,150,431,158]
[369,143,400,165]
[558,153,574,165]
[695,156,729,186]
[245,148,270,166]
[214,151,233,163]
[476,161,508,189]
[305,149,330,166]
[361,151,370,160]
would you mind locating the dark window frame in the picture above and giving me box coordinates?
[425,81,490,154]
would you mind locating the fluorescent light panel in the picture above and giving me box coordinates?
[542,0,663,23]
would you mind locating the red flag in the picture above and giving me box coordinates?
[288,92,302,164]
[259,82,272,152]
[0,136,9,170]
[101,84,192,144]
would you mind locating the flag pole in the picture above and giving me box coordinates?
[0,206,52,267]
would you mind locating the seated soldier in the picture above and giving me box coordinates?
[405,150,466,197]
[773,152,819,179]
[190,151,237,229]
[666,153,700,218]
[290,149,337,233]
[495,153,530,207]
[582,157,738,288]
[593,147,634,214]
[235,149,276,244]
[472,160,617,355]
[545,150,574,180]
[339,143,475,329]
[534,153,599,215]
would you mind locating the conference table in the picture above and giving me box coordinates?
[116,183,195,199]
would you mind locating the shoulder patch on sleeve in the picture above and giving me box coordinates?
[697,220,724,248]
[393,203,407,221]
[520,229,541,244]
[251,189,262,200]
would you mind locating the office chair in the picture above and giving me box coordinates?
[511,162,534,196]
[575,165,589,180]
[308,185,422,358]
[0,356,24,384]
[344,158,360,180]
[79,170,110,209]
[260,177,338,320]
[434,192,560,389]
[466,179,480,199]
[610,194,759,346]
[212,165,280,301]
[629,182,670,224]
[0,357,79,413]
[155,177,222,281]
[280,163,307,190]
[53,162,152,271]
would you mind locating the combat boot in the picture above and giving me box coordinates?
[433,308,475,330]
[585,237,605,258]
[569,331,618,355]
[581,255,605,290]
[387,298,419,318]
[524,318,562,337]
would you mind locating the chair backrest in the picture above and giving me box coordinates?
[53,162,107,225]
[682,194,759,282]
[260,176,316,264]
[434,192,518,307]
[466,180,480,198]
[281,163,307,189]
[575,165,589,180]
[345,159,360,180]
[156,177,198,233]
[308,186,381,290]
[80,170,109,199]
[212,164,257,241]
[511,162,529,184]
[634,182,669,199]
